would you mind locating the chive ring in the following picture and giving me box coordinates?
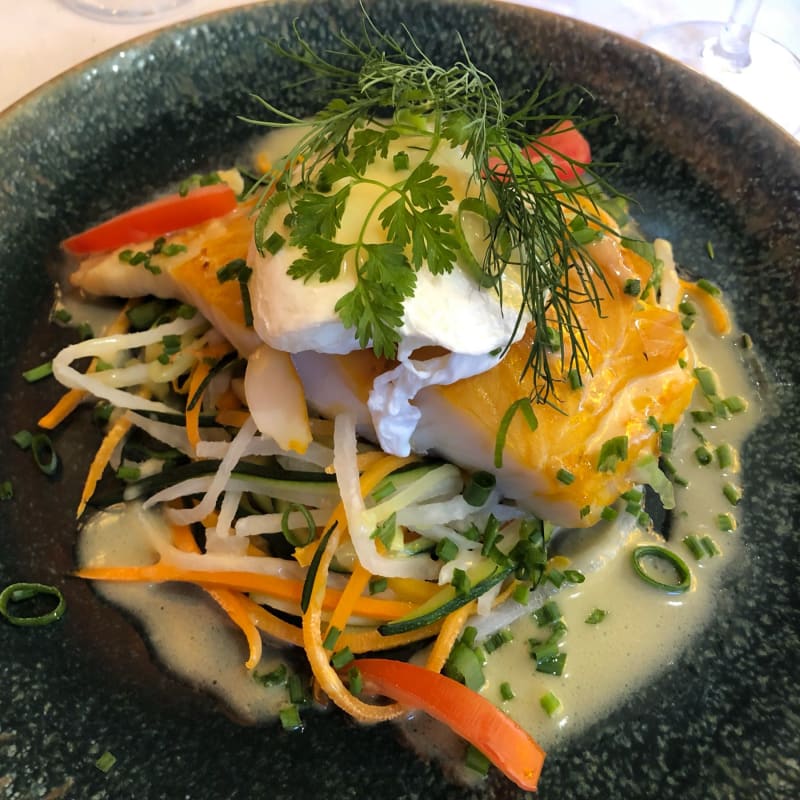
[31,433,59,476]
[0,582,66,626]
[631,545,691,594]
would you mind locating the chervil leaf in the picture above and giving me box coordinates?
[410,209,459,274]
[351,126,400,173]
[288,236,350,283]
[404,161,453,209]
[378,197,412,248]
[289,187,351,244]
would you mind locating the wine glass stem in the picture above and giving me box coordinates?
[717,0,762,67]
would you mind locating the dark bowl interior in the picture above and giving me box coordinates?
[1,1,799,798]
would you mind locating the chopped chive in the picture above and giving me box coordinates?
[264,231,286,255]
[637,510,652,528]
[546,568,565,588]
[94,751,116,773]
[279,704,304,731]
[393,151,410,171]
[697,278,721,297]
[597,435,628,473]
[691,409,715,423]
[287,672,307,705]
[484,628,514,654]
[585,608,607,624]
[681,316,695,331]
[621,488,643,502]
[694,446,713,465]
[564,569,585,584]
[500,681,515,701]
[12,430,33,450]
[660,423,675,455]
[53,307,73,323]
[161,242,187,257]
[556,468,575,485]
[22,360,53,383]
[348,666,363,696]
[693,366,718,397]
[494,398,537,468]
[600,505,619,521]
[705,240,715,259]
[567,368,582,390]
[322,626,341,650]
[465,744,490,776]
[463,470,496,506]
[451,568,471,595]
[126,299,170,331]
[532,600,561,627]
[700,535,720,557]
[77,322,94,340]
[623,278,641,296]
[661,457,688,487]
[460,626,478,649]
[678,300,697,316]
[176,303,197,319]
[740,333,753,349]
[371,513,397,549]
[512,583,530,605]
[631,545,692,594]
[540,690,562,716]
[0,481,12,500]
[368,576,387,595]
[647,415,661,432]
[722,395,747,414]
[444,641,485,691]
[678,356,688,369]
[480,515,501,557]
[330,646,354,669]
[683,534,705,560]
[115,465,141,482]
[722,483,742,506]
[0,582,65,627]
[579,504,591,518]
[254,663,288,686]
[717,513,736,532]
[536,653,566,676]
[31,433,58,476]
[435,537,459,562]
[715,443,735,470]
[216,257,248,282]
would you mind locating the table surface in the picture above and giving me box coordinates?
[2,0,799,134]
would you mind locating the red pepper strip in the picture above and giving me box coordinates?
[522,119,591,182]
[354,658,546,791]
[62,183,238,256]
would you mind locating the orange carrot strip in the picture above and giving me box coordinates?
[76,413,133,518]
[75,563,414,621]
[244,598,304,648]
[339,620,442,654]
[425,601,476,673]
[385,577,440,604]
[185,358,212,452]
[215,409,250,428]
[681,279,732,335]
[324,563,371,649]
[38,304,132,430]
[301,521,403,723]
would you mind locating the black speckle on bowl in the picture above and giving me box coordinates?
[1,1,799,798]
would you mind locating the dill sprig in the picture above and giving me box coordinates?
[243,15,620,401]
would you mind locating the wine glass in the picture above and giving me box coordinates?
[59,0,192,22]
[641,0,800,136]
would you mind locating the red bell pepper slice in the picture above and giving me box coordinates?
[354,658,546,791]
[62,182,238,256]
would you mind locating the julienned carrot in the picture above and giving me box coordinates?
[185,359,212,452]
[324,563,372,650]
[681,279,732,335]
[75,562,414,622]
[355,658,546,792]
[38,303,133,430]
[425,601,477,673]
[301,454,413,724]
[172,524,262,669]
[76,413,134,518]
[245,598,304,648]
[338,620,443,654]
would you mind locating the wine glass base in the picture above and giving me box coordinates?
[60,0,192,22]
[642,21,800,136]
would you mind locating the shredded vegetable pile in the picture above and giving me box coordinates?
[26,18,747,793]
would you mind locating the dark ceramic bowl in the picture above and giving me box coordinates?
[1,2,799,798]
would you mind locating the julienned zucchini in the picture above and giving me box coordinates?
[378,560,513,636]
